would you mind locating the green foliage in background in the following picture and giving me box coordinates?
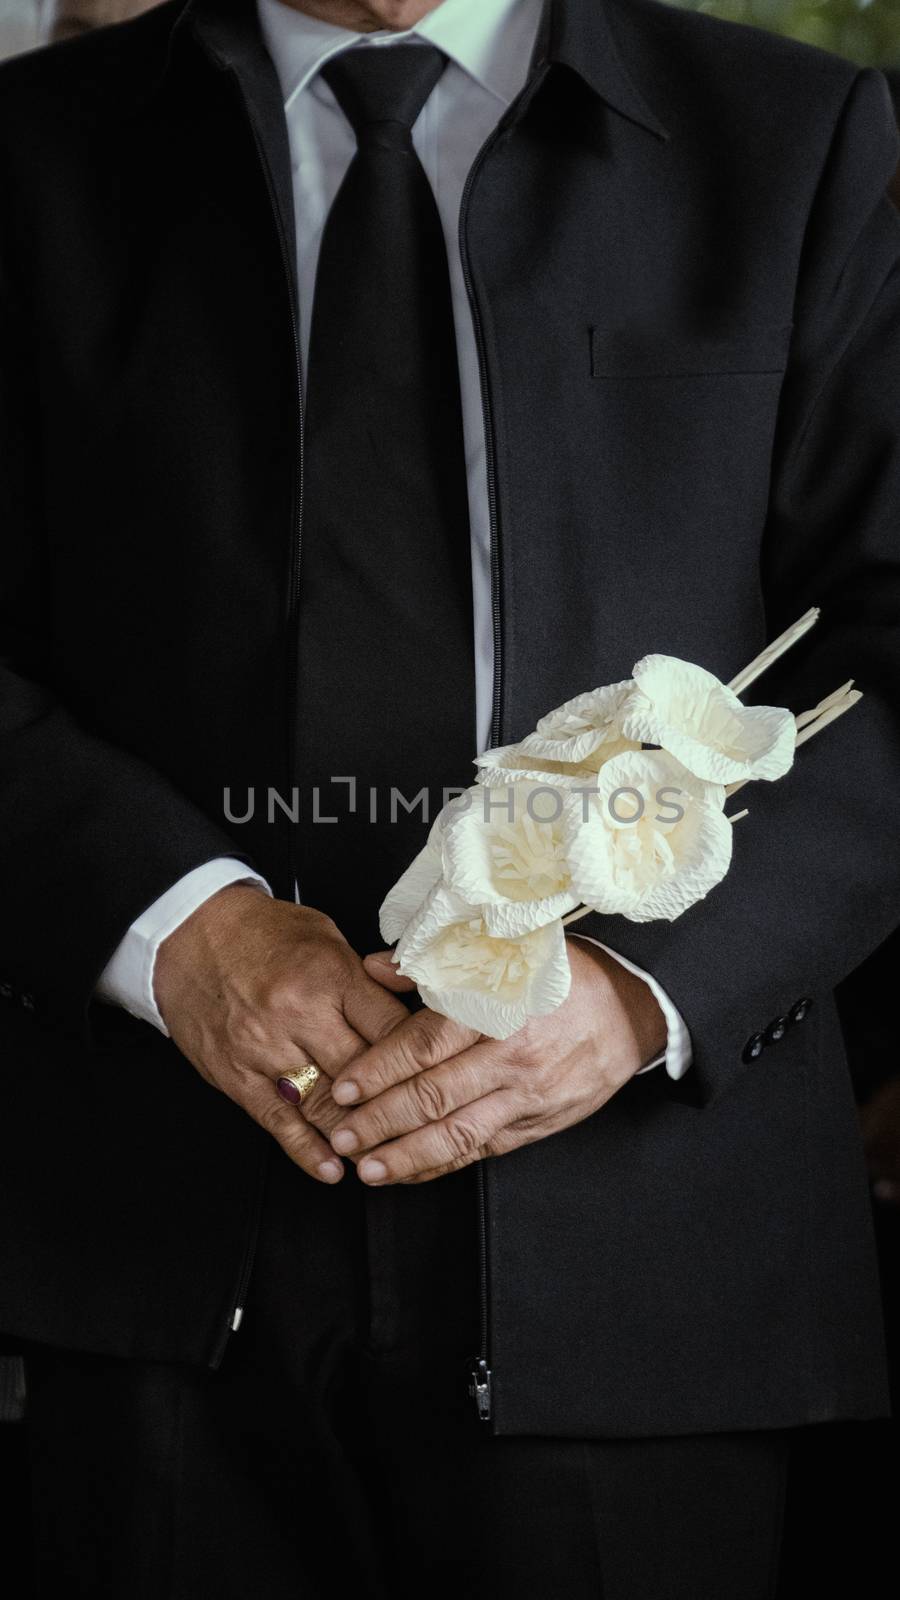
[667,0,900,67]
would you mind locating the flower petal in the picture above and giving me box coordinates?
[474,743,602,789]
[439,782,580,934]
[519,680,636,766]
[564,748,731,922]
[479,891,578,938]
[395,888,572,1040]
[378,819,443,943]
[619,655,796,784]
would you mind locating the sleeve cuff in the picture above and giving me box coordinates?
[94,858,273,1035]
[567,933,693,1080]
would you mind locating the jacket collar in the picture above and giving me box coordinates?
[168,0,670,141]
[536,0,670,140]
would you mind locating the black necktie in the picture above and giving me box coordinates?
[296,44,477,954]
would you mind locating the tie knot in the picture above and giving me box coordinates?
[321,42,448,147]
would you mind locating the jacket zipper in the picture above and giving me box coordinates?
[209,1137,269,1368]
[459,135,498,1427]
[211,65,306,1361]
[459,59,549,1424]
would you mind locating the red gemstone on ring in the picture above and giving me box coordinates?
[276,1076,302,1105]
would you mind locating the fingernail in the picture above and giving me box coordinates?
[359,1158,387,1184]
[318,1159,344,1184]
[333,1080,360,1105]
[331,1128,358,1154]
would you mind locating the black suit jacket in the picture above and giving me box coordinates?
[1,0,898,1435]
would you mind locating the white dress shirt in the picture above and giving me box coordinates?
[96,0,691,1080]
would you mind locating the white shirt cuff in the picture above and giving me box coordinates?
[94,858,272,1035]
[567,934,693,1080]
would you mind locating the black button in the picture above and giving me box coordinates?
[742,1032,766,1063]
[789,997,813,1024]
[0,982,12,1001]
[19,992,35,1011]
[764,1016,789,1046]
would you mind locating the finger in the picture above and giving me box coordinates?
[354,1088,524,1185]
[292,1006,369,1081]
[393,1111,573,1185]
[241,1072,345,1185]
[363,951,417,994]
[278,1065,347,1142]
[331,1007,479,1108]
[344,969,413,1044]
[330,1041,510,1156]
[254,1028,357,1140]
[302,1097,346,1143]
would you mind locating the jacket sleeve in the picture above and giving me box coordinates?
[0,241,261,1045]
[576,66,900,1108]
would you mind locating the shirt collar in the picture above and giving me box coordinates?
[256,0,545,111]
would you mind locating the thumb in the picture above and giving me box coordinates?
[364,950,417,993]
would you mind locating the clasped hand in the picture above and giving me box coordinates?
[314,940,666,1185]
[154,886,666,1188]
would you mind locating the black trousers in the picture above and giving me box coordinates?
[22,1147,789,1600]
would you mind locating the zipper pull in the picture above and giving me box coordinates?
[468,1357,492,1422]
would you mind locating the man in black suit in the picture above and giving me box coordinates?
[1,0,899,1594]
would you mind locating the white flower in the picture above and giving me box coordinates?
[518,681,640,768]
[393,885,572,1039]
[618,655,796,784]
[439,782,581,937]
[564,748,732,922]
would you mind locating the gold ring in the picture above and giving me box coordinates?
[275,1063,321,1105]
